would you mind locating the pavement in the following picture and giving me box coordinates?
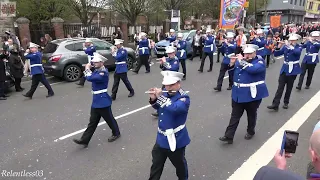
[1,50,320,180]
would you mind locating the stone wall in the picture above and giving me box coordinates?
[0,17,14,35]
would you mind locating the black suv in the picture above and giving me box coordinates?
[42,38,136,82]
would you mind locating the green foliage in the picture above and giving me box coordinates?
[246,0,267,15]
[16,0,71,23]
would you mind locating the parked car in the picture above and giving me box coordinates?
[42,38,137,82]
[154,30,197,58]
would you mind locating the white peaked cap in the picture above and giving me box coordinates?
[169,29,175,33]
[165,46,175,54]
[177,33,183,38]
[288,33,301,40]
[206,29,212,33]
[161,71,185,85]
[91,52,108,62]
[85,38,92,43]
[29,42,39,48]
[226,32,235,38]
[243,44,259,54]
[311,31,320,37]
[140,32,147,37]
[256,29,263,34]
[114,39,124,45]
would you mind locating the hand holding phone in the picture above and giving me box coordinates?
[280,130,299,155]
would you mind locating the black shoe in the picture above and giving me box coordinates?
[182,77,186,80]
[305,86,310,89]
[151,112,159,117]
[198,69,203,73]
[189,58,193,61]
[111,95,116,101]
[16,88,24,92]
[108,134,121,142]
[73,139,88,148]
[267,105,279,111]
[22,94,32,99]
[216,61,220,63]
[244,133,254,140]
[219,136,233,144]
[283,103,289,109]
[0,97,7,100]
[207,69,212,72]
[128,91,134,97]
[46,94,54,98]
[76,83,84,87]
[213,87,221,91]
[145,71,150,73]
[132,71,138,74]
[296,86,301,90]
[3,94,9,97]
[227,86,232,90]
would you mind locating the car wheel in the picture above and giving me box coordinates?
[126,56,136,70]
[64,64,81,82]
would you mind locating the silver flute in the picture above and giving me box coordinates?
[145,90,190,94]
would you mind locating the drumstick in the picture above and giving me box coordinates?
[145,91,190,94]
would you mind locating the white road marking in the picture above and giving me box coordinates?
[40,82,64,88]
[276,55,284,59]
[54,75,230,142]
[227,90,320,180]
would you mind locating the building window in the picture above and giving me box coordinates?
[303,0,306,6]
[290,0,293,4]
[309,2,313,9]
[294,0,297,5]
[299,0,302,6]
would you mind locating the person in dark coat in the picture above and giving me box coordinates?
[254,166,304,180]
[9,47,24,92]
[0,48,8,100]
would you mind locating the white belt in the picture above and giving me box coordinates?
[91,89,108,94]
[205,44,214,51]
[258,47,264,51]
[284,60,300,73]
[306,53,318,62]
[158,124,186,152]
[115,61,126,65]
[234,81,265,98]
[139,47,148,54]
[88,55,92,63]
[30,64,43,68]
[178,49,185,57]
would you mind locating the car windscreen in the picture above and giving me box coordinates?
[43,43,58,53]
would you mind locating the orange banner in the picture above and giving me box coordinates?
[270,15,281,28]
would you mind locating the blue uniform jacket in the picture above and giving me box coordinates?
[25,52,44,75]
[264,39,274,55]
[166,35,176,43]
[150,89,191,149]
[251,37,267,56]
[301,41,320,64]
[138,39,150,56]
[203,35,216,53]
[84,45,96,60]
[230,56,269,103]
[220,41,236,64]
[176,40,187,60]
[113,47,128,74]
[160,57,179,71]
[86,68,112,108]
[274,44,302,76]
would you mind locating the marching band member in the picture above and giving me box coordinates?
[251,29,267,60]
[73,53,121,147]
[235,27,247,55]
[267,34,302,111]
[219,44,268,144]
[176,33,187,80]
[166,29,176,43]
[214,32,236,91]
[133,32,151,74]
[198,28,215,72]
[147,71,190,180]
[265,34,275,68]
[296,31,320,90]
[215,29,225,63]
[271,32,282,63]
[152,46,180,117]
[23,43,54,99]
[111,39,135,101]
[76,38,96,87]
[190,30,203,61]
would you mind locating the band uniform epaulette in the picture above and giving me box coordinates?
[179,89,187,95]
